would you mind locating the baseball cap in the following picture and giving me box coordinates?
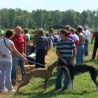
[38,28,44,32]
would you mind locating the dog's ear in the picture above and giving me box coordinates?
[47,65,51,70]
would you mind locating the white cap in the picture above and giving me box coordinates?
[38,28,44,32]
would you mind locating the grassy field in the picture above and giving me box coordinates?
[1,43,98,98]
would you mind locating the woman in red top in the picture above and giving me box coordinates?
[11,26,27,85]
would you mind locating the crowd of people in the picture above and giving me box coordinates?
[0,24,98,93]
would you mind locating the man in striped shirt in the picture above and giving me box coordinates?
[55,29,76,91]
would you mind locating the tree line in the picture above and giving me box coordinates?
[0,8,98,30]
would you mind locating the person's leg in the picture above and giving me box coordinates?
[36,50,41,68]
[0,68,1,90]
[11,56,19,84]
[84,39,89,56]
[36,49,45,68]
[55,67,63,90]
[5,62,14,91]
[76,45,81,64]
[0,62,6,91]
[92,43,97,60]
[40,49,46,66]
[63,67,70,90]
[81,45,84,64]
[19,58,26,80]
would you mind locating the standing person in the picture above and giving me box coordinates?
[55,29,76,91]
[23,28,30,42]
[48,25,54,35]
[76,26,85,64]
[23,28,31,55]
[35,28,49,68]
[11,26,27,85]
[0,30,27,93]
[33,30,40,47]
[63,25,74,40]
[70,28,79,48]
[83,26,91,56]
[91,28,98,60]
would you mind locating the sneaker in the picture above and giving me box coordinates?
[8,89,16,93]
[1,88,8,93]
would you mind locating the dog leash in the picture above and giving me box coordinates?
[28,60,44,66]
[12,58,44,66]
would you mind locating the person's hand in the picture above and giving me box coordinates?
[23,53,26,57]
[70,59,74,65]
[24,58,28,63]
[62,59,68,67]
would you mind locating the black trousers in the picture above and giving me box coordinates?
[92,42,98,60]
[36,49,46,68]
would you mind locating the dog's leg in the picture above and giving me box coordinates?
[90,70,98,91]
[16,73,32,93]
[71,80,74,90]
[69,80,74,91]
[44,78,48,91]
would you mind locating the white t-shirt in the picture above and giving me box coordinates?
[26,33,30,41]
[83,30,91,41]
[73,33,79,41]
[0,38,14,62]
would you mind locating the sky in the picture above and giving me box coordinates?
[0,0,98,12]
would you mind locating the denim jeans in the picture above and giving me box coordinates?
[55,66,70,90]
[55,57,71,90]
[84,39,89,56]
[0,62,14,91]
[76,44,84,64]
[0,68,1,90]
[11,54,26,80]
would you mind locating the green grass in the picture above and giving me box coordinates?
[1,43,98,98]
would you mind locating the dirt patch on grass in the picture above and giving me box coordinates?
[46,50,57,64]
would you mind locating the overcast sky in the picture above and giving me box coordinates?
[0,0,98,12]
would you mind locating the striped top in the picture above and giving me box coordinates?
[56,38,76,58]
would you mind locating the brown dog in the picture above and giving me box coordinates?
[16,61,57,93]
[25,65,36,72]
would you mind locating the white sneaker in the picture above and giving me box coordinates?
[8,89,16,93]
[1,88,8,93]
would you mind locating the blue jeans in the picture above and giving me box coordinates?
[11,54,26,80]
[55,66,70,90]
[76,45,84,64]
[0,62,14,91]
[55,58,71,90]
[84,39,89,56]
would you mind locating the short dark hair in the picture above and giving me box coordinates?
[60,29,69,37]
[77,26,83,32]
[70,28,75,33]
[63,25,71,31]
[6,30,14,38]
[24,28,28,34]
